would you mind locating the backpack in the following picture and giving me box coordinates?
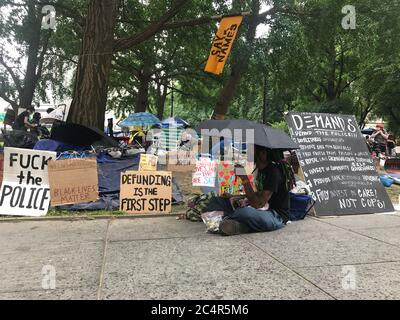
[289,192,315,221]
[186,192,217,222]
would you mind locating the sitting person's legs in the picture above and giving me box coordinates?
[221,207,285,235]
[206,196,234,214]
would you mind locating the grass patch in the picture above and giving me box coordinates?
[386,183,400,204]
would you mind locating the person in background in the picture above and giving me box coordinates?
[206,146,295,236]
[371,124,389,155]
[32,112,41,125]
[12,106,37,131]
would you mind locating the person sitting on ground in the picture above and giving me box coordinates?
[12,106,37,131]
[206,146,295,236]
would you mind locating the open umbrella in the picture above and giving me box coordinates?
[196,119,299,150]
[118,112,160,128]
[361,127,376,135]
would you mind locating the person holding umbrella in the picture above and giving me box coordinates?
[206,146,295,236]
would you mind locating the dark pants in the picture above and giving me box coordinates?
[207,197,285,233]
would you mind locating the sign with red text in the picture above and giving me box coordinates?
[192,158,217,187]
[0,148,56,217]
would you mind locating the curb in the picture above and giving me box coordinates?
[0,212,185,223]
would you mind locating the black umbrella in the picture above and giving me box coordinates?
[50,123,119,148]
[196,119,299,150]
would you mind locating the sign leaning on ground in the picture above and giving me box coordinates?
[286,112,394,216]
[120,171,172,214]
[0,147,56,217]
[48,158,99,206]
[192,158,217,187]
[138,154,158,171]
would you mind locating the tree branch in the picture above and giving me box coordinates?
[0,55,23,96]
[113,0,189,52]
[0,81,18,109]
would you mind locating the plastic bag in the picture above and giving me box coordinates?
[201,211,224,233]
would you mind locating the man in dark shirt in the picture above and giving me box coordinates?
[12,106,37,131]
[207,146,293,236]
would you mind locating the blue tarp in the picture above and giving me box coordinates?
[33,139,83,152]
[58,152,184,211]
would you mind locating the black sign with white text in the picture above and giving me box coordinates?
[286,112,394,216]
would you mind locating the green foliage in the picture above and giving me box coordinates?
[0,0,399,137]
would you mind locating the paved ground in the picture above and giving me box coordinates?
[1,212,400,300]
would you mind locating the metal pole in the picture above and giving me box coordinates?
[170,81,174,118]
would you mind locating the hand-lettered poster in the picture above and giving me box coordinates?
[48,158,99,206]
[192,158,217,187]
[120,171,172,214]
[217,161,254,195]
[139,154,158,171]
[204,16,243,75]
[0,147,56,217]
[167,150,196,172]
[286,112,394,216]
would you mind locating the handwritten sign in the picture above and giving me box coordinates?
[167,150,196,172]
[48,158,99,206]
[192,158,217,187]
[217,161,254,195]
[120,171,172,214]
[139,154,158,171]
[286,112,394,216]
[0,147,56,217]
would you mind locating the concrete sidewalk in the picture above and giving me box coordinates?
[1,212,400,300]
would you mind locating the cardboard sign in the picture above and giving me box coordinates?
[0,153,4,186]
[0,148,56,217]
[286,112,394,216]
[192,158,217,187]
[204,16,244,75]
[217,161,254,195]
[120,171,172,214]
[139,154,158,171]
[167,150,196,172]
[48,158,99,206]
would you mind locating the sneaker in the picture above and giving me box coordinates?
[219,219,251,236]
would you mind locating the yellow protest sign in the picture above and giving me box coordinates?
[204,15,243,75]
[139,154,158,171]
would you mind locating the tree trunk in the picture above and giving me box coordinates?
[156,80,167,119]
[68,0,120,129]
[211,0,261,120]
[135,66,151,113]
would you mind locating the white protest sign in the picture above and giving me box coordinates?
[192,158,217,187]
[0,148,56,217]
